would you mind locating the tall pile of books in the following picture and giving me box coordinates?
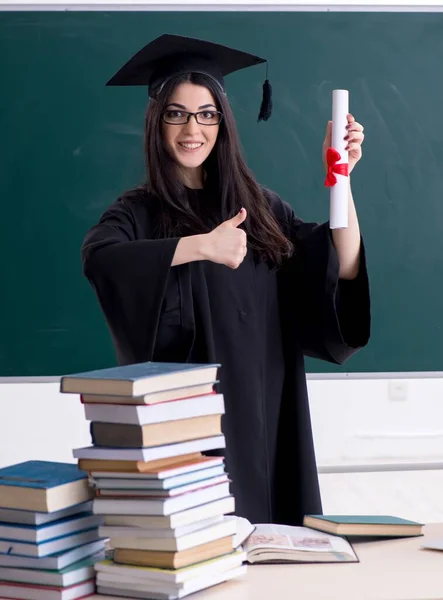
[0,460,105,599]
[61,361,246,598]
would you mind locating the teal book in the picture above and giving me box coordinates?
[0,539,105,570]
[0,551,104,586]
[60,362,220,397]
[303,515,423,537]
[0,461,93,513]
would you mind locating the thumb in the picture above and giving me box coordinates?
[324,120,332,145]
[227,207,247,227]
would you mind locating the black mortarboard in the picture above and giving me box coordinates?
[106,34,272,122]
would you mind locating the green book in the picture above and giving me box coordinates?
[303,515,423,537]
[0,551,104,587]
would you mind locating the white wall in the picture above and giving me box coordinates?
[309,378,443,465]
[2,378,443,470]
[0,383,90,468]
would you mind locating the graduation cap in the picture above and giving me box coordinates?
[106,34,273,122]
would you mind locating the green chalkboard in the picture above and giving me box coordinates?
[1,11,442,376]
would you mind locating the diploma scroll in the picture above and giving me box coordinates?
[328,89,349,229]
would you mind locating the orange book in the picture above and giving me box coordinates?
[113,536,234,569]
[81,385,216,405]
[78,452,204,474]
[90,415,222,449]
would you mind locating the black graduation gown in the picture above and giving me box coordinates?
[81,186,370,526]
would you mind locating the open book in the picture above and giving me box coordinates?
[228,517,358,564]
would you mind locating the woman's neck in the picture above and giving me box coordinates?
[178,165,204,189]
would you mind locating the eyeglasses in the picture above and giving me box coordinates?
[161,109,223,126]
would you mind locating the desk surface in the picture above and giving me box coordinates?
[95,523,443,600]
[3,524,443,600]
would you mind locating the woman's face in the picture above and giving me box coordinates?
[162,82,220,186]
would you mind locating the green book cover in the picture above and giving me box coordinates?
[307,515,422,526]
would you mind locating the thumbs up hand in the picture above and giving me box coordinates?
[202,208,248,269]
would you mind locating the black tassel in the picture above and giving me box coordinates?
[258,79,272,122]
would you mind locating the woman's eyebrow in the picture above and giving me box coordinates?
[165,103,217,110]
[166,103,187,109]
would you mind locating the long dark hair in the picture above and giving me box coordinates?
[144,72,293,266]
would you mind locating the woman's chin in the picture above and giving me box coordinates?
[175,156,207,170]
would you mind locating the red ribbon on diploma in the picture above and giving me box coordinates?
[324,147,349,187]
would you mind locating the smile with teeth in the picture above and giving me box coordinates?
[178,142,204,151]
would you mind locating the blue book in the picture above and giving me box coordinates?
[0,502,93,526]
[0,527,102,557]
[0,462,92,513]
[60,361,220,397]
[0,512,103,543]
[0,539,105,570]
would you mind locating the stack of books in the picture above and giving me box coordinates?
[61,361,246,599]
[0,460,106,599]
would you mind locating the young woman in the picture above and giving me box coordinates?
[81,34,370,526]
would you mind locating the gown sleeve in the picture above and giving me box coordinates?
[271,191,371,365]
[81,196,180,366]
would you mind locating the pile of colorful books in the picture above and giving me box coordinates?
[0,460,105,599]
[62,361,246,598]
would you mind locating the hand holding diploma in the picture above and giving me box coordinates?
[322,90,365,229]
[321,92,365,279]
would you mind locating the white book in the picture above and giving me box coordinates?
[96,565,247,599]
[84,394,224,425]
[0,579,95,600]
[96,475,228,498]
[98,516,223,540]
[0,502,93,526]
[0,539,105,570]
[104,496,235,529]
[107,519,237,552]
[73,435,225,462]
[94,549,245,584]
[81,382,216,405]
[224,516,256,549]
[91,457,224,481]
[0,528,102,558]
[0,513,103,543]
[93,482,231,516]
[91,465,226,490]
[421,538,443,551]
